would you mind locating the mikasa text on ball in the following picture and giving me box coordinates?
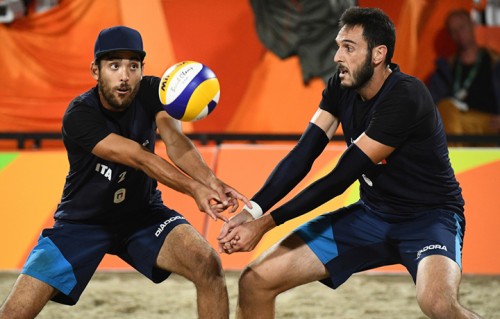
[158,61,220,121]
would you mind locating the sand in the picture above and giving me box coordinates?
[1,271,499,318]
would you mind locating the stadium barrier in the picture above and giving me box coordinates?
[0,132,499,149]
[0,143,499,274]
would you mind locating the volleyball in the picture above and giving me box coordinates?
[158,61,220,121]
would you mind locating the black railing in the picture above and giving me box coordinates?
[0,132,499,149]
[0,132,63,149]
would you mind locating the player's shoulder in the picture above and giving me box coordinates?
[137,76,165,116]
[68,87,99,110]
[140,75,161,88]
[384,71,435,119]
[386,65,424,90]
[391,72,430,102]
[394,69,426,89]
[137,75,162,99]
[64,87,101,124]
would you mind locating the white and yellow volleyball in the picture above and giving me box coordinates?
[158,61,220,121]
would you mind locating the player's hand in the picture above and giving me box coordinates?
[217,209,254,253]
[208,178,250,213]
[210,201,227,214]
[192,183,228,222]
[218,215,276,254]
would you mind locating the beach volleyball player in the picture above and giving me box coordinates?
[0,26,247,319]
[218,7,482,319]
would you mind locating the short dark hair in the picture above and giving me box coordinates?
[339,7,396,65]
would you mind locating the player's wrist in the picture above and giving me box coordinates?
[243,200,263,219]
[260,214,277,231]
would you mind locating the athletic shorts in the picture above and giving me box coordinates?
[294,200,465,289]
[21,206,189,305]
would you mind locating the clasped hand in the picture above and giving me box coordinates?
[216,209,274,254]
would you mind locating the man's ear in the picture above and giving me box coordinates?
[90,61,99,80]
[372,45,387,65]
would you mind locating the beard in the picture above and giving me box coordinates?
[98,77,140,111]
[342,51,374,90]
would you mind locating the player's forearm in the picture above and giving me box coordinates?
[166,136,217,185]
[139,152,200,197]
[176,150,218,187]
[270,143,374,225]
[252,123,330,213]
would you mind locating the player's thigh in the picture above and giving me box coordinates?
[397,210,465,282]
[416,255,462,300]
[21,223,111,305]
[243,233,329,292]
[1,274,56,317]
[156,224,221,280]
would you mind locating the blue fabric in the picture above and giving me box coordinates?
[22,236,77,296]
[454,214,464,269]
[292,201,465,289]
[295,215,338,264]
[20,206,189,305]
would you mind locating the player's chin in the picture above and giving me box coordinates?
[339,79,353,89]
[111,97,133,110]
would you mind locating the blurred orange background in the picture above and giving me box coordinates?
[1,0,498,138]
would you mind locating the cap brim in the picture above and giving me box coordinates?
[95,49,146,60]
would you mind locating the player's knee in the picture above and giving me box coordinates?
[417,290,458,319]
[191,248,224,287]
[238,266,258,304]
[239,265,278,299]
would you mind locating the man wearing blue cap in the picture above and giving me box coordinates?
[0,26,247,319]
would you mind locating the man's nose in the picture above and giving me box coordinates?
[334,49,342,63]
[120,68,130,81]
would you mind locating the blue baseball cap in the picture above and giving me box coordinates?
[94,26,146,61]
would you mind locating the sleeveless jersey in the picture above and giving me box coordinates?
[56,76,166,223]
[320,64,464,215]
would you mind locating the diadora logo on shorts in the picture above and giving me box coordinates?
[416,244,447,259]
[155,216,186,237]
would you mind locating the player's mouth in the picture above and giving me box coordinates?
[339,66,349,77]
[117,85,130,95]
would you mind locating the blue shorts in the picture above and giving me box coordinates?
[295,200,465,289]
[21,206,189,305]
